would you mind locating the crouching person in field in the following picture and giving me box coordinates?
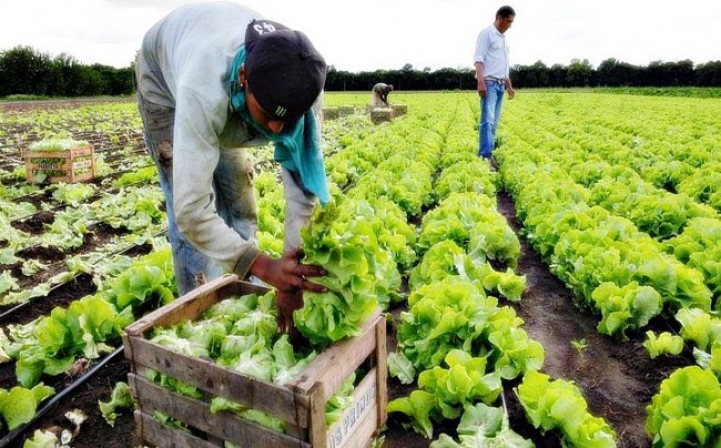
[135,1,329,335]
[370,82,394,108]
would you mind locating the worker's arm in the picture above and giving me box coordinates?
[505,77,515,99]
[475,62,487,98]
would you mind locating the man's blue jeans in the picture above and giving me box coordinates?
[478,80,506,159]
[137,94,258,295]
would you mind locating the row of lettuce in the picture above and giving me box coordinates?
[0,101,178,441]
[125,97,617,446]
[322,96,619,446]
[3,95,604,446]
[1,103,160,307]
[0,168,165,306]
[496,91,721,446]
[2,92,720,446]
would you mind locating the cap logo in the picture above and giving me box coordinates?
[252,21,278,36]
[275,105,288,118]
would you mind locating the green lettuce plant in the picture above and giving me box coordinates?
[645,366,721,447]
[516,371,617,447]
[0,383,54,431]
[643,331,684,359]
[430,402,533,448]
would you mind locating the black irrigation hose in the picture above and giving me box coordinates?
[0,346,126,447]
[0,270,95,322]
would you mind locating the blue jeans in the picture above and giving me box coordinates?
[137,94,257,295]
[478,79,506,159]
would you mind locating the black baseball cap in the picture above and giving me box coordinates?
[244,19,327,123]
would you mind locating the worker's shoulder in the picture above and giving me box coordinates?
[160,2,261,31]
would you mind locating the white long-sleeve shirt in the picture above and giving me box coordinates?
[473,23,510,79]
[136,1,317,277]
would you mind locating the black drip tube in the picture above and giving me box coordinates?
[0,346,125,447]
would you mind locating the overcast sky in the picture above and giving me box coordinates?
[1,0,720,72]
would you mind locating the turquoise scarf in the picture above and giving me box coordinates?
[229,47,330,206]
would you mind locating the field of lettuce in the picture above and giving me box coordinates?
[0,90,720,448]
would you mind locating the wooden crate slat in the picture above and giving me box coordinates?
[124,274,241,336]
[126,338,302,424]
[373,316,388,428]
[291,310,382,398]
[130,375,310,448]
[134,410,224,448]
[307,382,326,447]
[330,407,377,448]
[26,146,94,160]
[326,367,379,448]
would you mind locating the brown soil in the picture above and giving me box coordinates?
[4,191,684,448]
[380,191,686,448]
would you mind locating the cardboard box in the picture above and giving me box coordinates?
[24,145,96,184]
[123,274,387,448]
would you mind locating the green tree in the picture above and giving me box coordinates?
[694,60,721,86]
[566,59,593,87]
[0,46,53,96]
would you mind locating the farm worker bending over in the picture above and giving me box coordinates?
[135,1,329,335]
[371,82,394,108]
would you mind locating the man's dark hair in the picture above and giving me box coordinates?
[496,5,515,19]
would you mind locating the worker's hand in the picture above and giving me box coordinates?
[249,249,327,335]
[276,289,304,342]
[251,249,326,293]
[507,87,516,100]
[478,81,487,98]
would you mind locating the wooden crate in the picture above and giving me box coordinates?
[369,108,393,125]
[123,274,387,448]
[338,106,355,117]
[322,107,340,121]
[391,104,408,117]
[24,145,96,184]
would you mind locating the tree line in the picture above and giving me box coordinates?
[327,59,721,91]
[1,46,720,98]
[0,46,134,98]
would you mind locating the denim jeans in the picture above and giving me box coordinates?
[137,93,257,295]
[478,79,506,159]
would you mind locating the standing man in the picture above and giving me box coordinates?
[474,5,516,167]
[371,82,394,108]
[135,2,330,335]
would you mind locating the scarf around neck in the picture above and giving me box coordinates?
[229,47,330,206]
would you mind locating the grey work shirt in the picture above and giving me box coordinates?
[136,1,317,278]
